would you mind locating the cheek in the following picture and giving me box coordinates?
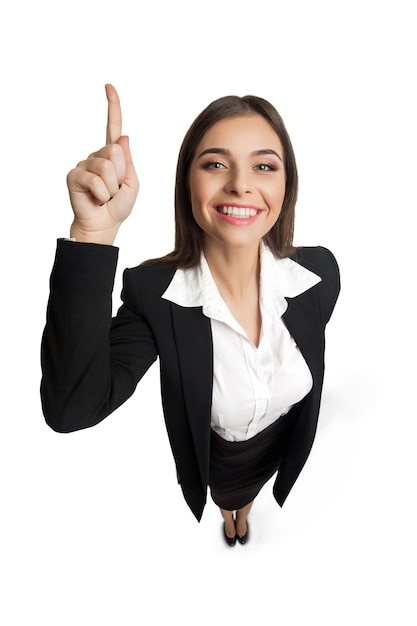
[277,178,287,204]
[189,177,205,225]
[190,175,218,216]
[189,173,204,209]
[266,181,286,211]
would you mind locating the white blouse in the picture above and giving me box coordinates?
[162,243,321,442]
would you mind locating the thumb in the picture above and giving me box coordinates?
[117,135,139,189]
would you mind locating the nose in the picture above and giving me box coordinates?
[224,166,252,196]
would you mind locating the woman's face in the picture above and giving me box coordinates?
[188,114,286,254]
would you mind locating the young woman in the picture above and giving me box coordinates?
[41,85,340,546]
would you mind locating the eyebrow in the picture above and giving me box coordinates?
[197,147,283,162]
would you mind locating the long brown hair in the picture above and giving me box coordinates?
[150,95,298,268]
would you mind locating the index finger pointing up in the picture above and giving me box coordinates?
[105,84,122,145]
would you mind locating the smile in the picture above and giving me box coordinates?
[216,205,260,218]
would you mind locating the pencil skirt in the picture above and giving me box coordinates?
[208,408,297,511]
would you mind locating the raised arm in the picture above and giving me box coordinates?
[41,86,156,432]
[67,84,139,245]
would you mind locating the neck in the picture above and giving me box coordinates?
[203,240,261,300]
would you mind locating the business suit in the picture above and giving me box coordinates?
[41,239,340,521]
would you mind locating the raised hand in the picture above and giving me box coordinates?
[67,84,139,244]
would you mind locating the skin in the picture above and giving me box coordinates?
[189,114,286,258]
[67,86,287,542]
[67,84,139,245]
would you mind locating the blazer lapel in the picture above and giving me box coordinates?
[170,304,213,485]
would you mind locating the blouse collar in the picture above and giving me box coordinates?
[161,242,321,320]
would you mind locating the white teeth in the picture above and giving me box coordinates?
[218,206,258,218]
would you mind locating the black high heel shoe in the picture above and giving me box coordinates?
[236,521,249,545]
[223,522,237,547]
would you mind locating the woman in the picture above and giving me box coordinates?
[41,85,340,546]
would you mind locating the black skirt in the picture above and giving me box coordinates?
[208,408,297,511]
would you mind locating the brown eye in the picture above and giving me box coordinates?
[202,161,226,170]
[255,163,278,172]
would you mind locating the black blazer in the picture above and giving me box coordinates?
[41,239,340,520]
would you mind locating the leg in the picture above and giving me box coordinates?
[235,501,253,537]
[220,508,236,539]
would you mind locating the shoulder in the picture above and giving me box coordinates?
[128,259,177,282]
[122,260,177,300]
[291,246,339,282]
[291,246,341,324]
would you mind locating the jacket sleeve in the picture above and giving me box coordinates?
[40,239,158,433]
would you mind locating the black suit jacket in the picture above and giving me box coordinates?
[41,239,340,520]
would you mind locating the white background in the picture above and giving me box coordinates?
[1,1,416,624]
